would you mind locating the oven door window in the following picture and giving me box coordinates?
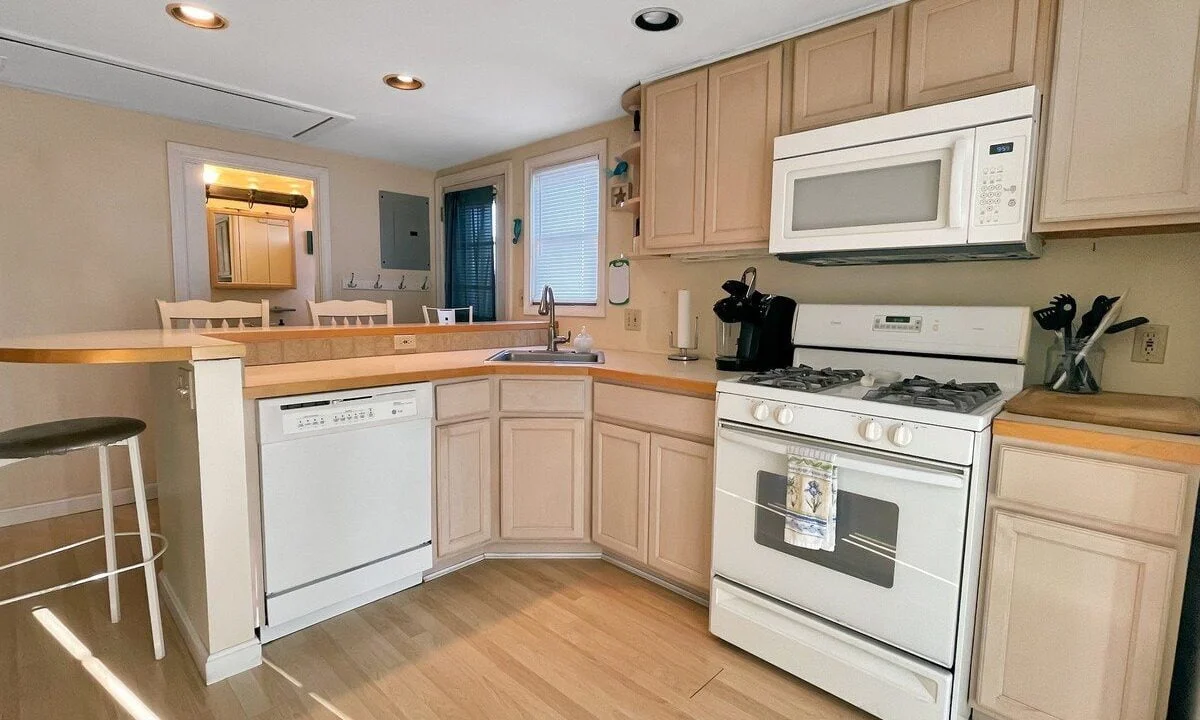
[754,470,899,588]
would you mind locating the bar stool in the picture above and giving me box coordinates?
[0,417,166,659]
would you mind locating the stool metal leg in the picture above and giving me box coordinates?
[126,436,164,660]
[97,445,121,623]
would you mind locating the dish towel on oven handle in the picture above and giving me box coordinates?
[783,447,838,551]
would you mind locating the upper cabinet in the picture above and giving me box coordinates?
[207,209,296,289]
[642,68,708,251]
[642,46,781,253]
[786,10,894,132]
[904,0,1040,108]
[1038,0,1200,229]
[705,47,783,246]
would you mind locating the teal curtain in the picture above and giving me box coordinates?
[443,186,496,321]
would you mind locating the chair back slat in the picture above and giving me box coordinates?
[307,300,392,327]
[157,300,270,330]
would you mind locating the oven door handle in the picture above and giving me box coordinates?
[718,425,966,489]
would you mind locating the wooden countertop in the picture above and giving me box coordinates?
[243,348,740,399]
[0,329,245,364]
[205,320,547,343]
[995,412,1200,466]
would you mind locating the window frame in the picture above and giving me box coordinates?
[523,138,607,318]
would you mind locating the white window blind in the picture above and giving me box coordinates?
[529,155,600,305]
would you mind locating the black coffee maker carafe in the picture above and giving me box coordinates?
[712,267,797,372]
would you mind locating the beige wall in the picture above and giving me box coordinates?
[0,85,434,512]
[442,117,1200,399]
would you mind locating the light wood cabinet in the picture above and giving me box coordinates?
[904,0,1039,108]
[704,46,782,246]
[647,434,714,589]
[974,511,1175,720]
[435,419,493,557]
[642,68,708,250]
[499,417,587,540]
[207,209,296,289]
[786,10,894,132]
[1038,0,1200,228]
[592,422,650,562]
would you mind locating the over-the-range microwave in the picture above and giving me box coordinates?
[770,86,1041,265]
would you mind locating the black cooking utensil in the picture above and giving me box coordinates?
[1033,306,1063,335]
[1105,316,1149,335]
[1077,295,1119,339]
[1051,294,1077,342]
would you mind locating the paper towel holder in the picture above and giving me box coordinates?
[668,316,700,362]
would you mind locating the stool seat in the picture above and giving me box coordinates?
[0,417,146,459]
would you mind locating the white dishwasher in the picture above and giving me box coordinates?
[257,383,433,641]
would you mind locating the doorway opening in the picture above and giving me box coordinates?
[435,161,512,321]
[167,143,332,326]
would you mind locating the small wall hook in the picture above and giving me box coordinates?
[373,274,383,290]
[347,272,358,289]
[421,276,429,291]
[399,275,407,290]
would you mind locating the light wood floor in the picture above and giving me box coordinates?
[0,504,872,719]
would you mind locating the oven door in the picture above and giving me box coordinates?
[712,421,970,667]
[770,128,976,254]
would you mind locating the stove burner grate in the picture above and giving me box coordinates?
[862,375,1002,413]
[738,365,865,393]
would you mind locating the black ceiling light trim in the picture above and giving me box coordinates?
[633,7,682,32]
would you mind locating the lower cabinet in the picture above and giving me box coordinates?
[499,417,588,540]
[434,419,493,557]
[592,421,714,590]
[974,511,1175,720]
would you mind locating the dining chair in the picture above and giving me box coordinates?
[421,305,474,325]
[307,299,393,326]
[156,299,270,329]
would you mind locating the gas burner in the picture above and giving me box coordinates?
[739,365,866,393]
[862,376,1002,413]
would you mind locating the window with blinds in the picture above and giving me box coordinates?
[528,155,600,306]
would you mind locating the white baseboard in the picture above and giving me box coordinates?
[0,483,159,529]
[601,555,709,606]
[159,572,261,685]
[424,550,602,582]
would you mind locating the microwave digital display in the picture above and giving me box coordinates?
[885,315,911,323]
[989,142,1015,155]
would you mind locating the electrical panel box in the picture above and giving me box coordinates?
[379,191,431,270]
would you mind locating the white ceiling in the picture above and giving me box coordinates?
[0,0,900,170]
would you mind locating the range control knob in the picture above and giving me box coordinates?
[859,419,883,442]
[889,424,914,447]
[751,402,771,421]
[775,406,795,426]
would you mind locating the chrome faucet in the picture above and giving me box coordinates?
[537,285,572,352]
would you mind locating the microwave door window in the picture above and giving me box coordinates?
[791,160,942,232]
[754,470,899,588]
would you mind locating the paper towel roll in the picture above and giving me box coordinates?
[676,290,693,348]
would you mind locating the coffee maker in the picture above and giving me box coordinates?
[712,267,796,372]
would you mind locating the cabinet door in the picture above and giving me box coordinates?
[265,218,295,287]
[435,420,493,557]
[1040,0,1200,224]
[704,46,782,246]
[974,511,1175,720]
[904,0,1039,108]
[592,422,650,562]
[786,10,893,132]
[237,216,272,285]
[647,435,713,589]
[499,418,587,540]
[643,68,708,250]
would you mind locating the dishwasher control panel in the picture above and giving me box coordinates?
[279,395,420,435]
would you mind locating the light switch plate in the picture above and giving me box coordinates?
[1132,324,1168,364]
[624,308,642,332]
[393,334,417,350]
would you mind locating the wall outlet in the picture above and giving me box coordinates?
[393,334,417,350]
[624,308,642,332]
[1131,324,1168,364]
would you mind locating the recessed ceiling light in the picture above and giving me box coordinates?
[166,4,228,30]
[633,7,681,32]
[384,74,425,91]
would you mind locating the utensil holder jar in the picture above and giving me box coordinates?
[1045,338,1105,394]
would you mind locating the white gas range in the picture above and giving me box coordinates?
[709,304,1031,720]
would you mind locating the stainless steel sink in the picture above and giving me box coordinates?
[487,349,605,364]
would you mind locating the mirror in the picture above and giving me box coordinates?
[208,208,297,289]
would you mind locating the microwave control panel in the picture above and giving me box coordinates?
[971,117,1034,232]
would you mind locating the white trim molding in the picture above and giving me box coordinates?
[166,143,334,303]
[0,483,159,529]
[159,572,262,685]
[523,138,608,318]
